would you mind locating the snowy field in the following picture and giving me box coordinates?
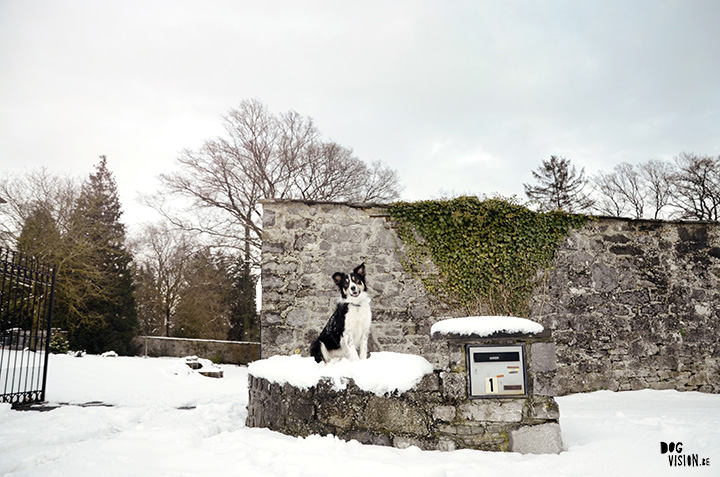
[1,354,718,477]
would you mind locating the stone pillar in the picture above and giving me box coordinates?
[430,327,562,454]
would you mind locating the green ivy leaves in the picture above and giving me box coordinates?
[390,196,589,316]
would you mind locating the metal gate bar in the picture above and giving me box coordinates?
[0,247,56,406]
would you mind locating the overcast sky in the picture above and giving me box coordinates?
[2,0,719,231]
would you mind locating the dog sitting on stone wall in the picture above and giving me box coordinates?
[310,263,371,363]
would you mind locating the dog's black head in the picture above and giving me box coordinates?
[332,263,367,300]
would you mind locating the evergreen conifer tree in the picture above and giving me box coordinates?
[524,155,595,213]
[9,206,59,337]
[17,205,61,261]
[172,249,231,340]
[227,258,259,342]
[65,156,138,354]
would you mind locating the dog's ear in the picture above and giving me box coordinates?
[332,272,345,287]
[354,262,365,277]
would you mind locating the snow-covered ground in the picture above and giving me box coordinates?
[1,354,718,476]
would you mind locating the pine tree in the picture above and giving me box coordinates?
[524,155,595,213]
[17,205,61,261]
[173,249,231,340]
[9,207,59,338]
[227,258,259,342]
[65,156,138,354]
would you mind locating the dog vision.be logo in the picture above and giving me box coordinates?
[661,442,711,468]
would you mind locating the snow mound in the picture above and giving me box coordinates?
[248,352,434,396]
[431,316,544,337]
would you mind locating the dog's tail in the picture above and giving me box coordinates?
[309,338,323,363]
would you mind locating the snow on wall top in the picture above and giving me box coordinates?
[430,316,544,337]
[247,352,434,396]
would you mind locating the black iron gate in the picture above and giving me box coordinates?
[0,247,56,406]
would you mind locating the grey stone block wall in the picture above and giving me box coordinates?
[261,199,720,395]
[246,373,562,453]
[247,332,563,454]
[261,199,444,365]
[531,218,720,394]
[134,336,261,365]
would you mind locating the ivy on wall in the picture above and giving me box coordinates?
[390,196,590,316]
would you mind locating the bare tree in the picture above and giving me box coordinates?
[132,223,196,336]
[144,98,403,266]
[670,152,720,221]
[593,163,645,219]
[594,160,676,220]
[593,173,627,217]
[639,160,674,219]
[0,168,79,247]
[291,140,366,201]
[524,155,594,213]
[355,160,403,203]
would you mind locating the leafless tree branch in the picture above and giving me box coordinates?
[144,99,403,266]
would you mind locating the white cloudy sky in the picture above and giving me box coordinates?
[2,0,719,229]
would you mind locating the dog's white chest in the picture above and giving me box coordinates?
[345,303,371,338]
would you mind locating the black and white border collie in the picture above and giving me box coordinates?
[310,263,371,363]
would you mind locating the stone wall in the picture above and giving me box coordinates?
[261,200,439,362]
[135,336,261,365]
[261,199,720,394]
[246,331,562,453]
[530,218,720,394]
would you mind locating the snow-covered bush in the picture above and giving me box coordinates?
[49,334,70,354]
